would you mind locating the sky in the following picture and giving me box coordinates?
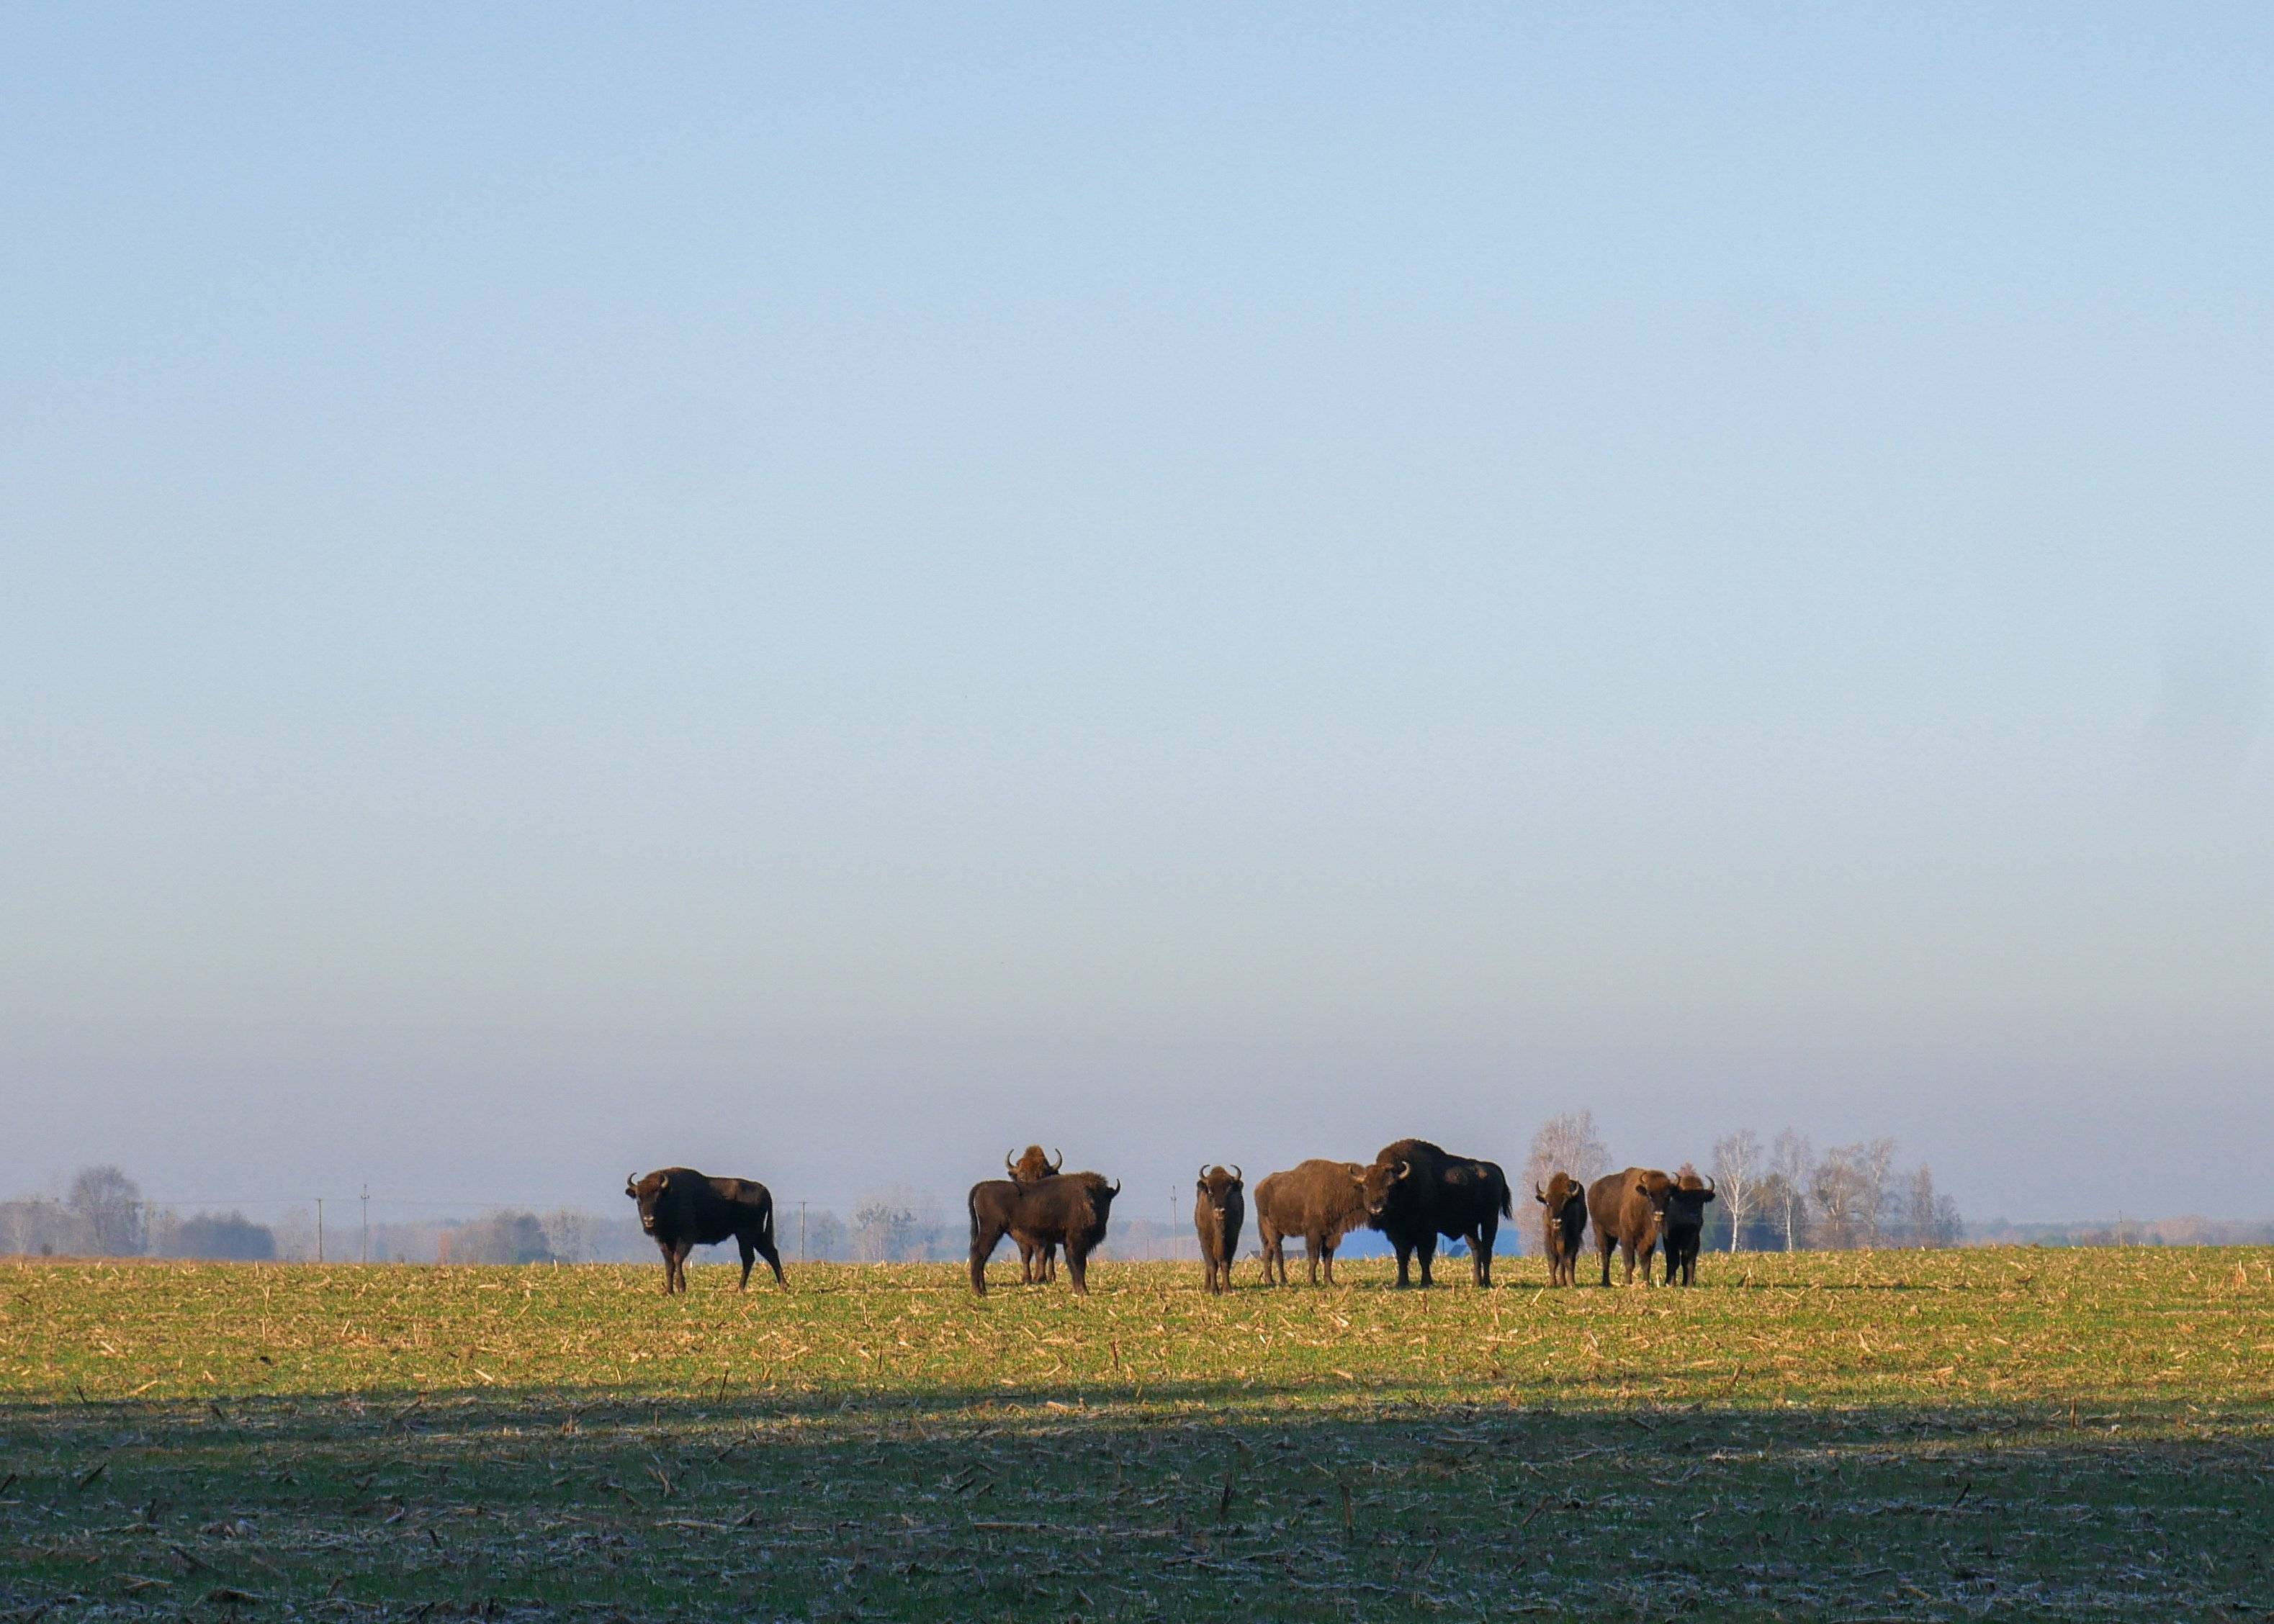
[4,6,2269,1227]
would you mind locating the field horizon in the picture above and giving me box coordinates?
[4,1248,2270,1620]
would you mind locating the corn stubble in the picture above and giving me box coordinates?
[2,1248,2270,1619]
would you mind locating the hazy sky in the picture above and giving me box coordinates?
[4,7,2269,1225]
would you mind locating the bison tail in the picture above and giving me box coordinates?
[1498,1181,1514,1220]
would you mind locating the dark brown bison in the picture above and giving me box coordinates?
[969,1170,1120,1296]
[1360,1139,1512,1288]
[1588,1166,1713,1286]
[624,1168,786,1294]
[1193,1165,1244,1294]
[1006,1146,1064,1283]
[1662,1169,1716,1286]
[1535,1172,1588,1286]
[1253,1160,1370,1286]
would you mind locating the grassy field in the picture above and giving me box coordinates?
[3,1247,2271,1621]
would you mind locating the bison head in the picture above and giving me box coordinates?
[626,1170,670,1234]
[1359,1157,1412,1220]
[1664,1173,1715,1239]
[1536,1173,1583,1218]
[1196,1164,1244,1218]
[1007,1145,1061,1186]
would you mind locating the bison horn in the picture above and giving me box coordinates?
[1050,1147,1064,1172]
[1199,1164,1210,1183]
[625,1175,638,1198]
[1396,1160,1411,1181]
[1230,1164,1241,1183]
[1006,1151,1018,1174]
[1108,1178,1121,1195]
[1536,1181,1547,1201]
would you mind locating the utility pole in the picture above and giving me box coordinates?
[361,1185,369,1264]
[316,1199,325,1264]
[799,1201,807,1263]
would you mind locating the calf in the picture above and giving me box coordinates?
[624,1168,786,1294]
[1252,1160,1370,1286]
[1535,1172,1588,1286]
[1192,1165,1245,1294]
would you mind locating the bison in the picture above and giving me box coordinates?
[624,1168,786,1294]
[969,1169,1120,1296]
[1535,1172,1588,1286]
[1006,1145,1064,1282]
[1588,1166,1714,1286]
[1361,1139,1513,1288]
[1193,1165,1245,1294]
[1662,1169,1716,1286]
[1253,1160,1370,1286]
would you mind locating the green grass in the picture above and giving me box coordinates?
[4,1247,2271,1620]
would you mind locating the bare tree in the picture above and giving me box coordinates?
[1856,1137,1897,1247]
[852,1198,919,1262]
[1769,1130,1812,1252]
[1902,1165,1964,1248]
[1710,1130,1763,1252]
[1810,1140,1897,1250]
[68,1166,145,1257]
[1520,1111,1612,1254]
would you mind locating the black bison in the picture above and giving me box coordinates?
[1535,1172,1588,1286]
[1253,1160,1370,1286]
[624,1168,786,1295]
[1588,1166,1714,1286]
[1192,1165,1245,1294]
[1360,1139,1512,1288]
[1662,1169,1716,1286]
[1006,1146,1064,1283]
[969,1169,1120,1296]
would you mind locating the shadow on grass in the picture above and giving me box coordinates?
[4,1376,2270,1621]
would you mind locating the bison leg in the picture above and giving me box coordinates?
[1065,1242,1091,1296]
[1392,1240,1414,1288]
[1416,1235,1437,1287]
[1321,1242,1336,1285]
[756,1231,786,1288]
[969,1217,1010,1296]
[737,1236,756,1291]
[675,1240,696,1294]
[1472,1222,1496,1287]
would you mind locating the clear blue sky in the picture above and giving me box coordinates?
[4,6,2268,1223]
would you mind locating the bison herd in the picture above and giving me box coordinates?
[628,1140,1718,1296]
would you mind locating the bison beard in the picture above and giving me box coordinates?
[1360,1139,1513,1288]
[624,1169,786,1295]
[968,1172,1119,1296]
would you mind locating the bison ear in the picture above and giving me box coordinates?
[1635,1181,1650,1197]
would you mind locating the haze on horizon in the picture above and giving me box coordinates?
[4,8,2269,1227]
